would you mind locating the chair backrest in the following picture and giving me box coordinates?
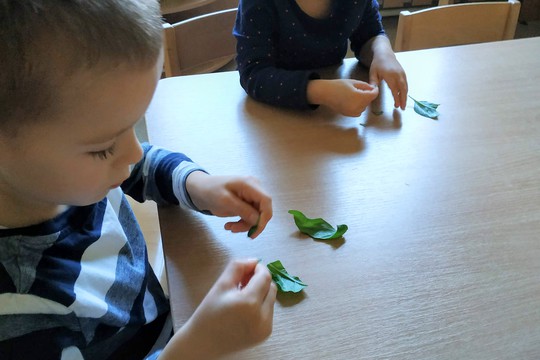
[162,0,238,18]
[161,0,216,15]
[162,7,238,77]
[394,0,521,52]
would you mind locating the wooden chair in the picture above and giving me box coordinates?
[161,0,217,15]
[162,0,238,20]
[394,0,521,51]
[162,7,238,77]
[127,197,168,294]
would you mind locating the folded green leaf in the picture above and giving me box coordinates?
[247,216,260,237]
[247,225,257,237]
[409,96,440,119]
[288,210,348,240]
[267,260,307,293]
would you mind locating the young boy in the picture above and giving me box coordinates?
[0,1,276,359]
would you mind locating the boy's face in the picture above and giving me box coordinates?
[0,58,162,211]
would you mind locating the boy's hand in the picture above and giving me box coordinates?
[307,79,379,117]
[161,259,277,360]
[186,172,272,238]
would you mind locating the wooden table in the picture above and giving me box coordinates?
[145,38,540,359]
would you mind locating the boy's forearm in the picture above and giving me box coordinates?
[184,170,211,212]
[158,323,220,360]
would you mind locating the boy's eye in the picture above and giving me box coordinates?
[90,144,116,160]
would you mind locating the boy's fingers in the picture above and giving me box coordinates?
[220,259,259,288]
[249,207,272,238]
[224,219,251,233]
[260,281,277,326]
[228,196,260,226]
[227,182,272,237]
[242,263,273,302]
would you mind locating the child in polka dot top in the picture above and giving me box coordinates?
[234,0,408,117]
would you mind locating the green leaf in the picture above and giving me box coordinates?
[267,260,307,293]
[409,96,440,119]
[247,216,260,237]
[288,210,348,240]
[247,225,257,237]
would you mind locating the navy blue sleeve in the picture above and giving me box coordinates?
[121,143,206,208]
[234,0,320,110]
[350,0,386,60]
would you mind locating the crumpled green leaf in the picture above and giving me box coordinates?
[267,260,307,293]
[409,96,440,119]
[288,210,348,240]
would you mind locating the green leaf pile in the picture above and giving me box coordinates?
[288,210,348,240]
[409,96,440,119]
[267,260,307,293]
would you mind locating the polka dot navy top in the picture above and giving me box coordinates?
[233,0,385,110]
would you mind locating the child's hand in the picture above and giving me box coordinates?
[307,79,379,117]
[186,172,272,238]
[368,39,408,110]
[161,259,277,360]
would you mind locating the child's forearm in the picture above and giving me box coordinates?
[306,79,329,106]
[158,323,221,360]
[358,35,395,67]
[185,170,211,212]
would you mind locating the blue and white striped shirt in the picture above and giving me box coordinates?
[0,143,205,359]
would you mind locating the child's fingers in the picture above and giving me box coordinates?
[259,281,277,334]
[352,80,377,92]
[384,74,408,109]
[241,263,274,302]
[219,259,259,288]
[224,218,252,233]
[388,81,404,109]
[368,68,380,87]
[225,195,260,226]
[398,79,408,110]
[228,181,272,238]
[248,206,272,239]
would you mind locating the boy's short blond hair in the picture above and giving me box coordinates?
[0,0,163,133]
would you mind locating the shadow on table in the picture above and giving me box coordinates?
[290,230,346,250]
[276,290,307,307]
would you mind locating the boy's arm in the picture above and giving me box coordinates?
[121,143,207,211]
[158,259,277,360]
[122,144,273,238]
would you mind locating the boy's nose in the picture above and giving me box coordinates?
[121,128,144,165]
